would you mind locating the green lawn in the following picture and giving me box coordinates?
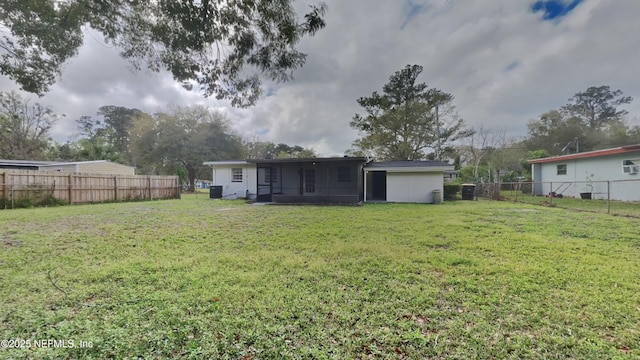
[1,196,639,359]
[498,191,640,217]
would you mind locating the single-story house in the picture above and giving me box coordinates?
[202,161,257,199]
[528,144,640,201]
[364,161,455,203]
[0,159,135,175]
[204,157,455,204]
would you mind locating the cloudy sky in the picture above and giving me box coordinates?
[2,0,640,156]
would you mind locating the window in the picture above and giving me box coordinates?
[231,168,243,182]
[264,167,277,183]
[623,160,639,174]
[337,166,351,182]
[556,164,567,175]
[304,169,315,193]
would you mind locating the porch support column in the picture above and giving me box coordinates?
[364,169,367,202]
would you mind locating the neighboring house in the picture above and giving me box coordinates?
[247,157,367,203]
[364,161,455,203]
[194,180,213,189]
[203,161,258,199]
[528,144,640,201]
[444,170,458,183]
[0,159,135,175]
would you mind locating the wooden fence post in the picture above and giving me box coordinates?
[68,174,73,204]
[148,175,152,200]
[2,172,6,200]
[114,176,118,201]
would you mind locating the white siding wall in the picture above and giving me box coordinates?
[538,152,640,201]
[386,172,442,203]
[212,165,257,198]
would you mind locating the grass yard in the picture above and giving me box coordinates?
[1,196,639,359]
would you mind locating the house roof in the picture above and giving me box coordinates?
[248,157,367,164]
[365,160,454,173]
[0,159,59,166]
[0,159,133,169]
[203,160,251,166]
[528,144,640,164]
[365,160,452,168]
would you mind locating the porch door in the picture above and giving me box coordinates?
[304,168,316,193]
[371,171,387,200]
[257,166,273,202]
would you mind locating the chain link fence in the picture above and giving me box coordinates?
[474,180,640,218]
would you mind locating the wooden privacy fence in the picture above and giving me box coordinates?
[0,170,179,208]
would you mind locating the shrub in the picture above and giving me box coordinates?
[38,195,67,207]
[444,183,461,200]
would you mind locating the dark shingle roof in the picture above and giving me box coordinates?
[365,160,452,168]
[248,157,366,164]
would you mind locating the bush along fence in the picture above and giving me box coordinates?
[473,180,640,218]
[0,170,180,209]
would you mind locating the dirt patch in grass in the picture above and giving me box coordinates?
[1,230,21,247]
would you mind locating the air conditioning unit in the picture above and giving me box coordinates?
[623,165,639,174]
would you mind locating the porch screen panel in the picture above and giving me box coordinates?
[304,169,316,193]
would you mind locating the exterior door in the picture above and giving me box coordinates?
[304,168,316,193]
[257,166,273,202]
[371,171,387,200]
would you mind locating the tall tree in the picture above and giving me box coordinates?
[350,64,472,161]
[73,106,142,164]
[131,105,244,190]
[562,85,632,130]
[98,106,141,161]
[0,0,327,106]
[524,110,587,155]
[458,124,505,180]
[245,140,316,159]
[0,91,60,159]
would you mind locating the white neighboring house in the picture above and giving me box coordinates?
[528,144,640,201]
[363,161,455,203]
[202,161,257,199]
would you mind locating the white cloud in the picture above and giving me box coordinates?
[2,0,640,154]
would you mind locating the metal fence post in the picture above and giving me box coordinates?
[607,181,611,214]
[550,181,553,205]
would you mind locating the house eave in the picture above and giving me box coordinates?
[364,166,454,173]
[528,145,640,164]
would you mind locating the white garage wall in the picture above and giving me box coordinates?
[386,172,442,203]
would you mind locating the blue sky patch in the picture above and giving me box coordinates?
[531,0,583,20]
[505,61,519,71]
[401,0,428,30]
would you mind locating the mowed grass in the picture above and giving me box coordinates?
[1,196,639,359]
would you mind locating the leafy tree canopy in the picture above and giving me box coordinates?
[0,91,60,159]
[350,64,473,161]
[0,0,327,106]
[245,141,316,159]
[562,85,632,130]
[130,105,244,190]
